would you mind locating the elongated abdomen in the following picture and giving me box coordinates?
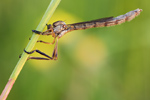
[68,8,142,31]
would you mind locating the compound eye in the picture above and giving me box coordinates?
[63,25,67,29]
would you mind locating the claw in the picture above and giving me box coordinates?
[32,30,41,34]
[24,49,34,54]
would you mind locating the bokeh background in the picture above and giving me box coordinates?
[0,0,149,100]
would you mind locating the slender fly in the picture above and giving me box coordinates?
[24,8,142,60]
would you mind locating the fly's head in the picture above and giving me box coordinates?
[53,21,67,36]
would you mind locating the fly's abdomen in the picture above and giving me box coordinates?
[68,8,142,31]
[73,23,96,30]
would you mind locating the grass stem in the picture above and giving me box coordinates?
[0,0,61,99]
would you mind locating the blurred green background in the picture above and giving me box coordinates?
[0,0,149,100]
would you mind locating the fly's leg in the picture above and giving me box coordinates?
[32,24,56,44]
[24,38,58,60]
[32,24,54,35]
[32,30,42,34]
[24,49,53,60]
[31,30,56,44]
[52,38,58,59]
[32,30,53,35]
[37,37,56,45]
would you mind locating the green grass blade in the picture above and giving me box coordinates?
[0,0,61,99]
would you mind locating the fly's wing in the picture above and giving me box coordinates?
[67,8,142,30]
[69,17,114,26]
[66,17,114,30]
[58,8,142,38]
[58,17,114,38]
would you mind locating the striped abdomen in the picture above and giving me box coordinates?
[67,8,142,31]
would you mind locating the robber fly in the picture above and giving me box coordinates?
[24,8,142,60]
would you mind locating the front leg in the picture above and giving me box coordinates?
[32,24,54,35]
[32,29,53,35]
[32,30,42,34]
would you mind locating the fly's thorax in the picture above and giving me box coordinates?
[53,21,67,34]
[53,21,66,27]
[57,30,68,38]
